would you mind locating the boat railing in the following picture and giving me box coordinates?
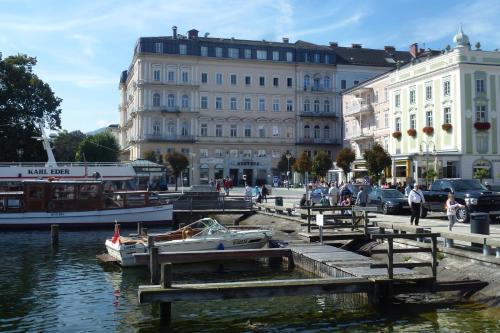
[0,162,133,167]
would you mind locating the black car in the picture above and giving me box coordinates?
[368,188,410,215]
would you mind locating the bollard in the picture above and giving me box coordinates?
[51,224,59,246]
[445,238,454,248]
[483,243,491,256]
[137,222,143,236]
[149,246,160,284]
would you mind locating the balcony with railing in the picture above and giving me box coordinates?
[296,137,341,145]
[298,110,339,118]
[142,134,196,143]
[344,98,374,117]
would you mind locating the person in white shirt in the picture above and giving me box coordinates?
[445,193,464,231]
[407,184,425,226]
[328,184,339,206]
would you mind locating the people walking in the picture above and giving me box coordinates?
[355,186,368,207]
[405,182,412,197]
[408,184,425,226]
[445,193,464,231]
[261,184,269,203]
[328,183,339,206]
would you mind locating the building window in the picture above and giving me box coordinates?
[272,51,279,61]
[341,80,346,90]
[286,100,293,112]
[259,98,265,112]
[201,46,208,57]
[242,150,252,158]
[258,126,265,138]
[272,126,279,137]
[244,98,251,111]
[304,75,310,88]
[215,124,222,137]
[476,135,489,154]
[287,77,293,87]
[181,95,189,108]
[245,76,251,85]
[426,111,433,127]
[244,49,251,59]
[395,117,401,132]
[228,48,239,58]
[314,54,320,63]
[304,53,309,62]
[230,74,237,85]
[324,100,330,113]
[230,125,237,137]
[304,125,310,138]
[155,42,162,53]
[215,97,222,110]
[257,149,266,157]
[229,149,238,157]
[201,72,208,83]
[313,100,320,113]
[475,104,487,122]
[443,107,451,124]
[425,85,432,100]
[153,69,160,81]
[216,73,223,85]
[304,99,310,112]
[324,76,330,89]
[152,120,161,135]
[215,149,223,157]
[395,93,400,107]
[410,114,416,129]
[324,54,330,64]
[168,71,175,82]
[200,149,208,158]
[257,50,267,60]
[179,44,187,55]
[200,124,208,136]
[409,89,416,104]
[153,93,161,107]
[259,76,265,86]
[384,112,389,128]
[167,121,175,136]
[215,47,223,57]
[443,80,451,96]
[286,52,293,62]
[181,122,189,136]
[354,80,359,85]
[230,97,237,110]
[181,71,188,83]
[273,77,279,87]
[324,126,330,138]
[167,94,175,108]
[473,159,492,177]
[201,96,208,109]
[314,125,320,138]
[272,98,280,112]
[244,124,251,137]
[476,79,485,93]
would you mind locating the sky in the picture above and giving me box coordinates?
[1,0,499,133]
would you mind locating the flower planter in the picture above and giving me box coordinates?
[392,131,402,139]
[422,126,434,135]
[441,123,452,132]
[407,128,417,137]
[474,122,491,131]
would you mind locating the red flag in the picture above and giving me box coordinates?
[112,223,120,244]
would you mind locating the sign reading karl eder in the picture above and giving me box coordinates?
[27,169,71,175]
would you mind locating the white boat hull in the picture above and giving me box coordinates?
[0,204,173,227]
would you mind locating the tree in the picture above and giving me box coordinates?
[75,132,119,162]
[166,151,189,190]
[424,168,437,183]
[277,153,296,174]
[52,130,86,162]
[143,150,158,163]
[363,143,392,183]
[474,168,490,184]
[0,54,62,162]
[312,151,333,179]
[293,152,312,184]
[336,148,356,180]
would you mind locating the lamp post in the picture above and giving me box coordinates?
[190,152,196,188]
[419,140,435,188]
[286,152,292,190]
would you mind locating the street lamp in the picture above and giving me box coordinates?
[419,140,436,188]
[189,152,196,188]
[286,152,292,190]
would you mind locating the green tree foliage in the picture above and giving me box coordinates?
[166,151,189,190]
[0,54,62,161]
[293,152,312,175]
[474,168,490,183]
[336,148,355,179]
[425,168,437,182]
[52,130,86,162]
[75,132,119,162]
[277,153,296,174]
[363,143,392,182]
[143,150,158,163]
[312,151,333,179]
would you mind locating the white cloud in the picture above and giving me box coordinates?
[96,119,111,128]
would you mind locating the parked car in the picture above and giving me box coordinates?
[422,179,500,223]
[310,187,329,205]
[368,188,411,215]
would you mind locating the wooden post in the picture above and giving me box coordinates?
[307,207,311,233]
[363,210,368,235]
[150,247,160,284]
[137,222,143,236]
[159,263,173,327]
[51,224,59,246]
[431,235,438,280]
[222,195,225,213]
[387,238,394,280]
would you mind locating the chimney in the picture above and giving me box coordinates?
[329,42,338,48]
[351,43,362,48]
[409,43,418,58]
[384,45,395,52]
[282,37,289,43]
[172,26,177,39]
[188,29,198,39]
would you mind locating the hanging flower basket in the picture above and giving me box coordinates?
[422,126,434,135]
[407,128,417,137]
[441,123,452,131]
[392,131,402,139]
[474,122,491,131]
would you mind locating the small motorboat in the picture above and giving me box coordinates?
[105,218,273,267]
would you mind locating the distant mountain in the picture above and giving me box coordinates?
[86,127,107,136]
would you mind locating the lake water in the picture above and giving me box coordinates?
[1,227,499,332]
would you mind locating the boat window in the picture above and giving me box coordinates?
[127,193,146,207]
[79,184,99,199]
[51,185,75,200]
[28,187,43,199]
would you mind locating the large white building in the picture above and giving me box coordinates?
[118,27,411,185]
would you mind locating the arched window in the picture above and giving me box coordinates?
[153,93,161,107]
[304,99,310,112]
[152,120,161,135]
[181,94,189,108]
[181,121,189,136]
[314,100,320,113]
[303,75,310,88]
[324,126,330,138]
[167,94,175,108]
[324,76,330,89]
[167,121,176,137]
[314,125,320,138]
[472,159,492,179]
[324,100,330,113]
[304,125,310,138]
[313,77,320,90]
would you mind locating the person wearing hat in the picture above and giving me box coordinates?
[407,184,425,226]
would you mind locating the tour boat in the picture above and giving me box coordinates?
[105,218,274,267]
[0,179,173,227]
